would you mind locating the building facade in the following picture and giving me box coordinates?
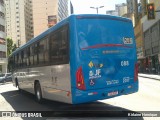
[115,3,127,17]
[32,0,68,37]
[106,10,118,16]
[134,19,145,73]
[140,0,147,17]
[149,0,160,10]
[0,0,7,73]
[58,0,68,21]
[139,0,160,74]
[70,1,74,14]
[142,11,160,74]
[5,0,34,47]
[127,0,148,73]
[126,0,139,26]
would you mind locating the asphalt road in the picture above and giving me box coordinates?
[0,77,160,120]
[100,76,160,111]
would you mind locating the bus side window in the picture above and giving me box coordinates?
[44,37,49,63]
[16,53,19,69]
[50,24,69,65]
[60,26,68,63]
[13,55,16,70]
[27,47,30,66]
[21,50,24,67]
[8,57,13,72]
[23,49,27,67]
[29,45,34,66]
[50,33,59,63]
[34,43,39,65]
[39,40,45,64]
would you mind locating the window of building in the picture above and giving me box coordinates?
[0,38,5,45]
[0,0,4,6]
[152,46,159,54]
[0,25,5,32]
[0,12,4,18]
[0,51,6,58]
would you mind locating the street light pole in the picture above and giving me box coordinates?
[90,6,104,14]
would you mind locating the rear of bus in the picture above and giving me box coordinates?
[70,15,138,104]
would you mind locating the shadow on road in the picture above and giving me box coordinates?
[1,89,144,120]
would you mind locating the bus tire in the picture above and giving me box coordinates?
[35,82,43,103]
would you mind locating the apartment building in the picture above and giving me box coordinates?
[126,0,139,26]
[32,0,68,37]
[0,0,7,73]
[106,10,118,16]
[115,3,127,17]
[141,0,160,74]
[5,0,34,47]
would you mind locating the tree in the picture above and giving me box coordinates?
[12,44,17,52]
[6,38,13,56]
[6,38,17,57]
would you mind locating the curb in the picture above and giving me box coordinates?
[138,75,160,81]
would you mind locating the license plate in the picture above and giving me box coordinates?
[108,91,118,96]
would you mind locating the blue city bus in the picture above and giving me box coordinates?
[8,14,138,104]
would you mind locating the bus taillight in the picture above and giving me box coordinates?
[76,67,86,90]
[134,63,138,81]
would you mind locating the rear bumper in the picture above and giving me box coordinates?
[72,81,138,104]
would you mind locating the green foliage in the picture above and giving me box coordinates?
[7,38,13,56]
[6,38,17,56]
[12,44,17,52]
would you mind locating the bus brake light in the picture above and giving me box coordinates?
[76,67,86,90]
[134,63,138,81]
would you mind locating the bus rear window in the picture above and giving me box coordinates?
[77,18,134,48]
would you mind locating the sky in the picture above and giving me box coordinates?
[71,0,127,14]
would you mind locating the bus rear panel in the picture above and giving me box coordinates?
[71,15,138,104]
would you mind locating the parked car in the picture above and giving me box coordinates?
[0,73,12,83]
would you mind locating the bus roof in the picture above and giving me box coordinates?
[10,14,132,56]
[75,14,131,23]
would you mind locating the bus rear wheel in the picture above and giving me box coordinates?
[35,82,43,103]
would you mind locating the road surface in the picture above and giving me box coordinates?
[0,77,160,120]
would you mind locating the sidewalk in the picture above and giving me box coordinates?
[138,73,160,80]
